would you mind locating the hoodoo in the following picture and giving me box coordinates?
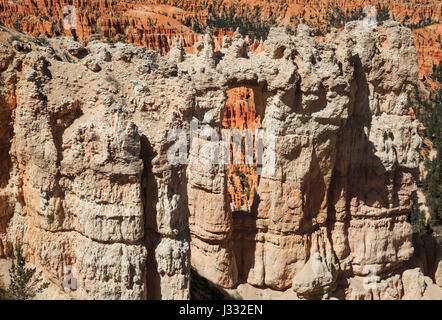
[0,19,441,299]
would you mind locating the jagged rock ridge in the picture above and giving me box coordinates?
[0,0,440,78]
[0,21,441,299]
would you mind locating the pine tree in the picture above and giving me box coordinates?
[409,193,428,234]
[414,63,442,243]
[7,247,50,300]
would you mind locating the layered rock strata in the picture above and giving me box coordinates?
[0,20,441,299]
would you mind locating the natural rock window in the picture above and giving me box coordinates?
[222,87,261,213]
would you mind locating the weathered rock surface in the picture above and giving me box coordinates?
[0,0,440,78]
[0,20,441,300]
[413,24,442,78]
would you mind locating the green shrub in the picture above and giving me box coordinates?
[413,64,442,233]
[7,247,50,300]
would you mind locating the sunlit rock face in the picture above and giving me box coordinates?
[0,0,440,79]
[0,19,441,300]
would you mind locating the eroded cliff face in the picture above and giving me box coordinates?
[0,20,441,299]
[1,0,440,78]
[0,26,193,299]
[413,24,442,79]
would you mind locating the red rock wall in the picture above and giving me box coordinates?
[413,24,442,78]
[1,0,440,76]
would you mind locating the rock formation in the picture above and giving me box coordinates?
[413,24,442,78]
[0,19,441,300]
[0,0,440,78]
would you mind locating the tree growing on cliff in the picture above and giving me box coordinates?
[409,193,429,234]
[413,63,442,245]
[203,5,274,41]
[377,7,391,24]
[13,21,21,32]
[7,247,50,300]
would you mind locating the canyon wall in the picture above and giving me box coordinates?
[414,24,442,78]
[0,20,441,299]
[0,0,440,78]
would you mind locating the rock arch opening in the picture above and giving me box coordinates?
[222,87,262,213]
